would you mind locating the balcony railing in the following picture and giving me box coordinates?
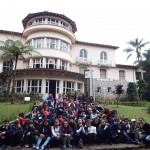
[97,59,112,67]
[76,57,92,65]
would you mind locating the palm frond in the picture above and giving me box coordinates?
[123,48,134,53]
[126,53,132,60]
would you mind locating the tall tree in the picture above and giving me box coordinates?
[140,50,150,100]
[123,38,149,65]
[0,39,40,103]
[137,79,148,101]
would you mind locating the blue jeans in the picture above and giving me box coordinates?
[36,136,51,148]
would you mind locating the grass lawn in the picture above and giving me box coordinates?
[0,102,33,124]
[103,104,150,123]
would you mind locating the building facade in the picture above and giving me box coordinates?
[0,11,139,100]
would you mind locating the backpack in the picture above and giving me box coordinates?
[78,138,84,149]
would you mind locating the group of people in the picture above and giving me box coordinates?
[0,93,150,150]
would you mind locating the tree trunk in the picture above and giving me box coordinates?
[10,55,18,104]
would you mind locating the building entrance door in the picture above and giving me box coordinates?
[49,80,56,99]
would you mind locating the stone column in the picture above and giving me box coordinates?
[67,62,70,71]
[43,57,46,68]
[0,61,3,73]
[29,58,33,68]
[57,59,60,69]
[59,80,63,94]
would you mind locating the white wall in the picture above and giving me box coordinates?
[71,44,116,67]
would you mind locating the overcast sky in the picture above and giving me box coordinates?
[0,0,150,65]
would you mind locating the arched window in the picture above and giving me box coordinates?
[100,51,107,61]
[80,49,87,58]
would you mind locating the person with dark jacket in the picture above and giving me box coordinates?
[35,119,52,150]
[0,120,13,148]
[74,118,86,147]
[98,119,112,144]
[11,120,24,147]
[60,120,73,148]
[110,118,123,143]
[121,118,140,144]
[23,120,37,148]
[68,116,76,134]
[35,108,46,124]
[139,118,150,143]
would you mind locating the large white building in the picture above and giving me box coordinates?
[0,11,140,100]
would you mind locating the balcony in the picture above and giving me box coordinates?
[23,24,76,43]
[76,57,92,65]
[97,59,112,67]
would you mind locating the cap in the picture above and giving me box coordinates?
[131,119,136,122]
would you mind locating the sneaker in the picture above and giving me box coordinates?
[32,144,36,148]
[17,145,20,148]
[35,147,39,150]
[40,147,44,150]
[63,145,66,149]
[68,144,72,148]
[25,144,29,148]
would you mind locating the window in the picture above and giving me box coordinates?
[60,60,67,70]
[33,38,44,48]
[36,18,45,24]
[100,69,106,79]
[47,38,58,49]
[27,80,42,93]
[63,81,75,94]
[47,18,58,25]
[79,67,87,74]
[77,83,83,93]
[28,20,33,26]
[97,87,101,92]
[60,40,68,52]
[136,72,142,80]
[3,61,13,71]
[60,21,69,29]
[15,80,24,93]
[33,58,43,68]
[80,49,87,61]
[46,58,56,69]
[119,70,125,80]
[100,51,107,62]
[108,87,111,92]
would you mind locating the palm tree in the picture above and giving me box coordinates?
[140,50,150,100]
[123,38,149,65]
[0,39,40,103]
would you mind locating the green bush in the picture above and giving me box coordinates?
[127,82,137,101]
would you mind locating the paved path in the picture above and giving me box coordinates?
[1,144,150,150]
